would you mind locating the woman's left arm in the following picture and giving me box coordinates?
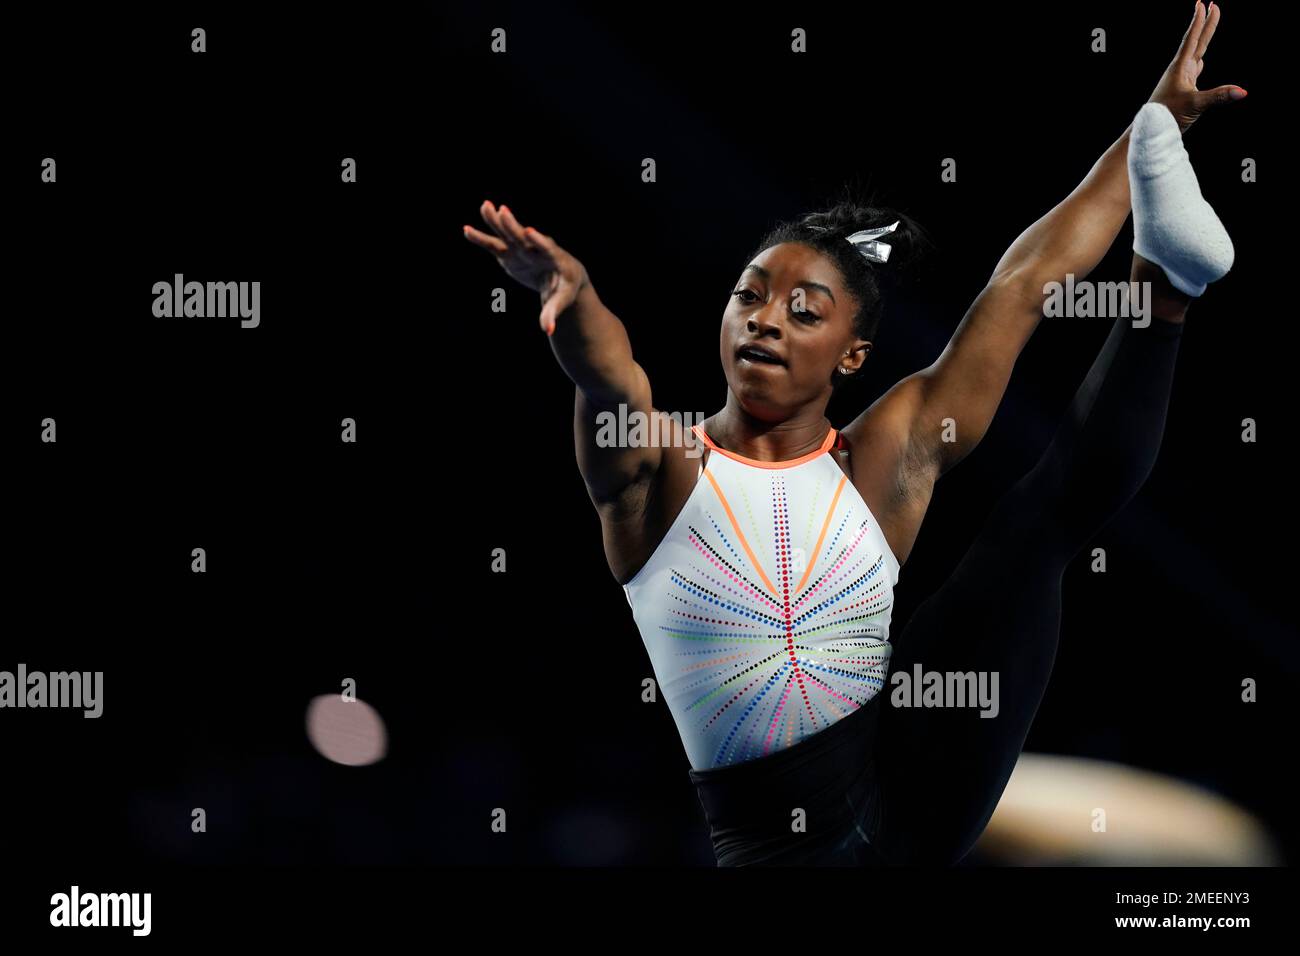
[913,1,1242,476]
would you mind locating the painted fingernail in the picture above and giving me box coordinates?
[1230,87,1247,99]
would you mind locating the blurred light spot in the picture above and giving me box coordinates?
[306,694,387,766]
[979,752,1280,865]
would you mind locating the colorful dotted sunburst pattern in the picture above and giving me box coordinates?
[625,446,897,770]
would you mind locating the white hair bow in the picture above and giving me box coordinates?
[844,221,900,263]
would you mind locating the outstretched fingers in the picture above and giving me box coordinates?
[464,200,564,335]
[1194,2,1221,62]
[477,199,513,244]
[523,225,556,253]
[1191,3,1244,110]
[497,205,539,251]
[466,199,551,255]
[1176,2,1208,68]
[463,223,508,254]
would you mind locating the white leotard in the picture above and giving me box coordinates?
[623,424,901,770]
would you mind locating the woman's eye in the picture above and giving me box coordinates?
[732,289,818,320]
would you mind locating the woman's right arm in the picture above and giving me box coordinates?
[464,201,662,507]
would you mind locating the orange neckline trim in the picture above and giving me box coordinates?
[691,424,837,469]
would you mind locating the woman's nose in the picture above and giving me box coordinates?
[747,305,783,335]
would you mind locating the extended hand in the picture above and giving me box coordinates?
[463,200,588,336]
[1147,1,1245,135]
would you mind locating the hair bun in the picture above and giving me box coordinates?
[799,201,929,278]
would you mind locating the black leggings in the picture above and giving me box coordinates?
[688,315,1185,865]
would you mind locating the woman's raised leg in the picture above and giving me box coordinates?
[871,265,1188,864]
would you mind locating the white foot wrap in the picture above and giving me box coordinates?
[1129,102,1234,297]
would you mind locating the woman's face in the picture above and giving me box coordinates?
[721,242,870,420]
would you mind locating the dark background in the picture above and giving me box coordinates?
[5,0,1293,870]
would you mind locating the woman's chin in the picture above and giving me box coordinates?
[729,386,791,421]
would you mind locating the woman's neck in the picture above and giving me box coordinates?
[705,402,833,463]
